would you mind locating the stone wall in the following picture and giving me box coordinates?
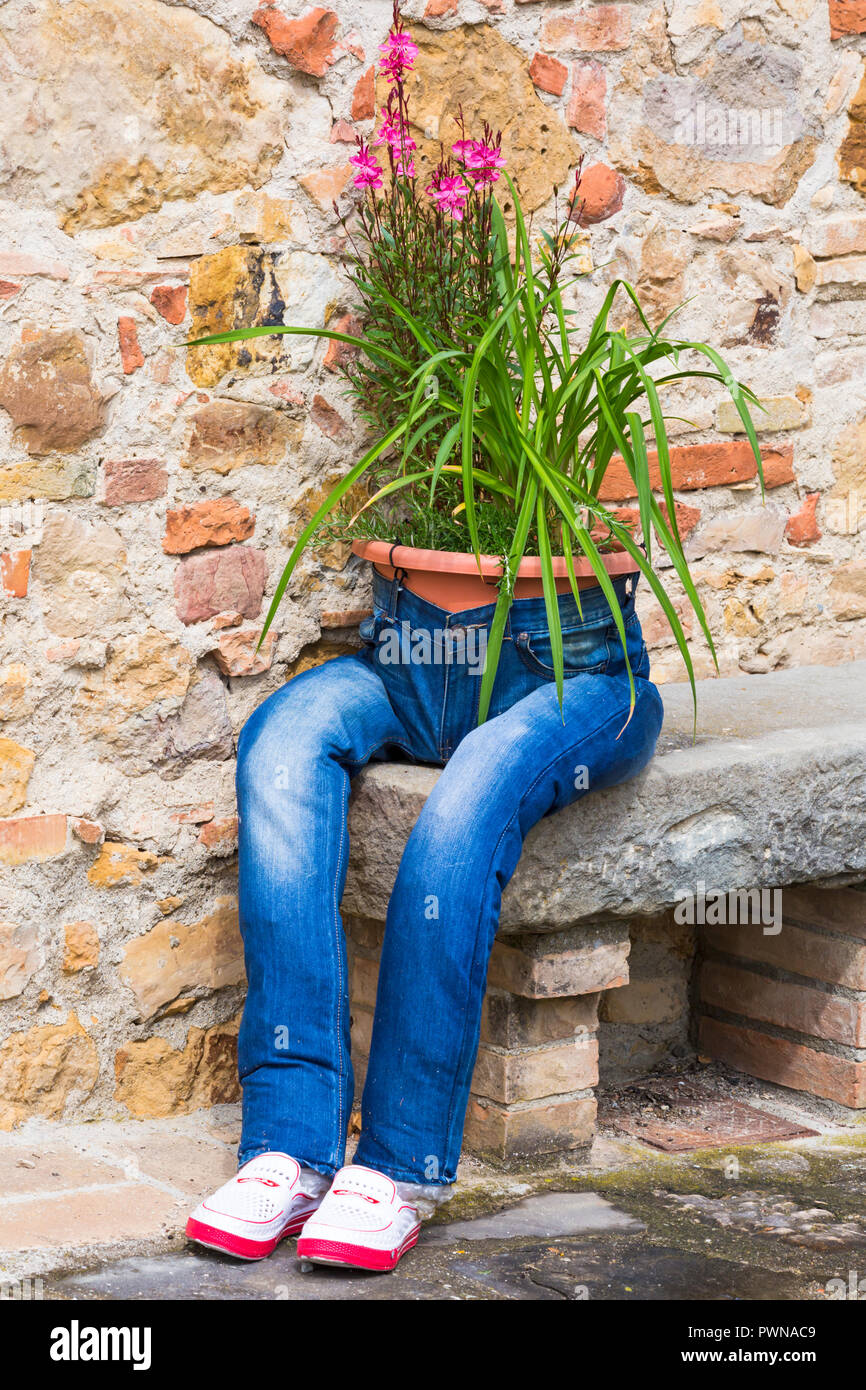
[2,0,866,1129]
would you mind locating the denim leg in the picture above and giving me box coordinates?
[355,672,665,1183]
[236,655,411,1173]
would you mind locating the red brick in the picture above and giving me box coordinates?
[571,162,626,225]
[351,64,375,120]
[117,317,144,374]
[702,920,866,992]
[782,885,866,941]
[252,5,339,77]
[567,61,607,139]
[424,0,457,13]
[150,285,188,325]
[197,816,239,852]
[613,499,701,542]
[488,935,629,998]
[0,280,21,300]
[162,498,255,555]
[0,813,67,865]
[529,52,568,97]
[0,549,30,598]
[103,457,167,506]
[543,7,631,52]
[699,959,866,1048]
[321,607,372,628]
[472,1036,599,1104]
[323,313,364,373]
[311,393,351,441]
[699,1016,866,1108]
[829,0,866,37]
[481,991,600,1048]
[464,1093,596,1160]
[212,629,275,677]
[173,546,268,625]
[597,441,795,500]
[785,492,821,547]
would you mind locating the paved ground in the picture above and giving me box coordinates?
[3,1070,865,1301]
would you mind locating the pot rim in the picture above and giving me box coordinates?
[351,538,640,579]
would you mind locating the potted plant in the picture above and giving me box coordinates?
[188,2,762,726]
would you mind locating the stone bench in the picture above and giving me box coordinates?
[343,661,866,1163]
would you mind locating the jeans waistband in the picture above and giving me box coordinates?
[371,566,639,633]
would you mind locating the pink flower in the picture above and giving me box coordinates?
[374,107,416,153]
[395,157,416,178]
[464,141,506,187]
[379,30,418,83]
[426,173,471,221]
[350,143,384,190]
[451,139,476,163]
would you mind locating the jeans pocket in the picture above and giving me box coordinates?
[514,623,611,679]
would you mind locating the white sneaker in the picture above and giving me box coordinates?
[297,1165,421,1272]
[186,1152,324,1261]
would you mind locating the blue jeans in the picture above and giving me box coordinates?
[236,568,664,1183]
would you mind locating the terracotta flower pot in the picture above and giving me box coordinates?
[352,539,638,613]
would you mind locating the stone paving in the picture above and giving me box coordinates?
[2,1078,865,1301]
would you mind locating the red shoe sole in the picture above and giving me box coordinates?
[186,1212,309,1261]
[297,1225,420,1272]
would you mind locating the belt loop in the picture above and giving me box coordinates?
[387,544,408,619]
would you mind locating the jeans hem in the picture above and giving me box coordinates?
[351,1155,455,1186]
[236,1147,339,1178]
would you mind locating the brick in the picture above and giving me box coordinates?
[464,1093,596,1161]
[601,975,688,1025]
[299,163,353,212]
[781,885,866,940]
[213,628,275,677]
[0,252,69,281]
[117,317,144,374]
[699,959,866,1048]
[0,330,102,454]
[173,545,268,625]
[252,5,339,77]
[829,0,866,38]
[150,284,188,325]
[806,211,866,257]
[567,61,606,139]
[598,441,795,500]
[481,991,599,1048]
[702,919,866,991]
[162,498,254,554]
[0,813,66,865]
[613,499,701,543]
[351,65,375,121]
[785,493,821,547]
[542,7,631,52]
[323,312,363,372]
[529,52,568,96]
[488,932,629,998]
[103,457,167,506]
[197,816,239,853]
[572,162,626,225]
[311,393,351,441]
[699,1017,866,1108]
[0,549,30,598]
[472,1036,598,1104]
[321,607,372,627]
